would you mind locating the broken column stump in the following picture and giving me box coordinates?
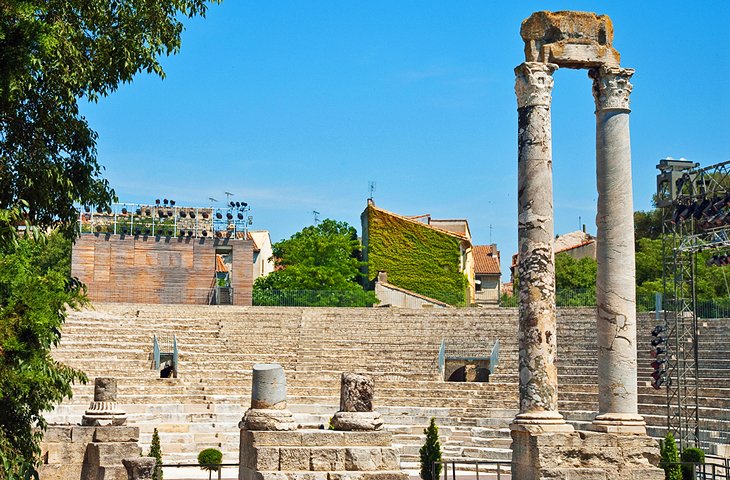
[332,373,383,431]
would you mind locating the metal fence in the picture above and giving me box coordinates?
[434,460,511,480]
[252,289,376,307]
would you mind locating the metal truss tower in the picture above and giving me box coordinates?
[655,158,730,448]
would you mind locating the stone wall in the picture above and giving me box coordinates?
[72,234,253,305]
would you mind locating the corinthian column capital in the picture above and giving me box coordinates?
[590,65,635,112]
[515,62,558,108]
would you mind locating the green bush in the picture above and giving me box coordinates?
[419,418,442,480]
[198,448,223,480]
[148,428,163,480]
[659,432,682,480]
[681,447,705,480]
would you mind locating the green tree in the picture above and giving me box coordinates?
[253,219,377,306]
[680,447,704,480]
[0,228,87,479]
[197,448,222,480]
[148,428,163,480]
[0,2,220,478]
[419,418,442,480]
[1,0,220,232]
[659,432,682,480]
[634,209,664,243]
[555,254,596,291]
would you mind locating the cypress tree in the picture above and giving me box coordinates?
[659,432,682,480]
[148,428,163,480]
[419,418,442,480]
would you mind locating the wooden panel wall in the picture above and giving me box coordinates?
[72,234,253,305]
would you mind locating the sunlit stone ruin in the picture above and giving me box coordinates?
[39,9,730,480]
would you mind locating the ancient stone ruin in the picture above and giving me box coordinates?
[331,373,384,431]
[242,363,298,431]
[513,10,662,479]
[82,377,127,427]
[239,366,407,480]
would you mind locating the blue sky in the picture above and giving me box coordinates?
[81,1,730,280]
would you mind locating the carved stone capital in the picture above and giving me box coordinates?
[515,62,558,108]
[590,65,634,112]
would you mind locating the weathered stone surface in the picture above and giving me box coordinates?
[41,441,87,465]
[310,448,344,471]
[94,377,118,402]
[248,430,304,447]
[43,425,73,443]
[514,61,567,425]
[252,363,288,409]
[339,373,374,412]
[94,426,140,443]
[88,443,142,465]
[332,412,383,432]
[122,457,156,480]
[252,446,281,471]
[301,431,345,447]
[280,447,311,470]
[243,408,298,431]
[342,431,391,447]
[520,11,620,68]
[344,448,382,471]
[510,430,663,480]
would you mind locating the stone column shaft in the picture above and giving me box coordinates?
[513,62,569,428]
[589,65,645,433]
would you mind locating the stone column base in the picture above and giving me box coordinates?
[332,411,383,431]
[242,408,298,431]
[511,429,664,480]
[588,413,647,435]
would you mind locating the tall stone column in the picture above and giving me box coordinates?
[512,62,571,430]
[589,65,646,434]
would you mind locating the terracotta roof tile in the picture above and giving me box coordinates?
[473,245,500,274]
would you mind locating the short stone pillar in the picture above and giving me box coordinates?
[512,61,572,432]
[82,377,127,426]
[241,364,297,431]
[332,373,383,431]
[588,64,647,434]
[122,457,156,480]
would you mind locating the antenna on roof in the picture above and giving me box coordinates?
[313,210,320,225]
[224,191,234,204]
[368,181,376,202]
[489,224,493,244]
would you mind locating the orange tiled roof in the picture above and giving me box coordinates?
[215,254,228,273]
[473,245,500,275]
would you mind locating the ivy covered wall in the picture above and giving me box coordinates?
[363,204,468,306]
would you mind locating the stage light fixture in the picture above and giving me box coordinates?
[189,211,196,219]
[107,225,114,233]
[155,199,160,205]
[136,208,142,215]
[163,198,168,205]
[178,230,184,237]
[237,213,244,220]
[167,229,173,236]
[122,227,128,234]
[167,210,173,216]
[242,202,248,207]
[84,206,91,213]
[216,212,222,219]
[95,225,101,232]
[145,208,151,216]
[235,202,240,207]
[121,207,128,215]
[158,211,165,218]
[180,211,187,218]
[230,201,235,207]
[202,230,208,237]
[226,213,233,220]
[202,212,209,219]
[144,228,151,235]
[96,206,103,213]
[170,200,176,206]
[135,228,141,235]
[187,230,193,237]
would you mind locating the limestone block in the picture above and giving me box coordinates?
[332,412,383,432]
[301,431,345,447]
[41,441,87,464]
[379,448,399,470]
[356,473,409,480]
[310,448,344,471]
[94,426,140,443]
[279,447,311,470]
[39,464,83,480]
[94,378,118,402]
[252,446,280,470]
[252,364,288,409]
[88,443,142,466]
[249,430,304,447]
[73,426,97,443]
[122,457,156,480]
[43,425,73,442]
[343,431,391,447]
[339,374,374,412]
[344,448,382,471]
[98,465,129,480]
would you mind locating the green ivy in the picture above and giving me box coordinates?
[366,206,468,306]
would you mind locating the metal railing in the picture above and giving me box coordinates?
[252,289,377,307]
[157,463,239,480]
[434,460,511,480]
[661,456,730,479]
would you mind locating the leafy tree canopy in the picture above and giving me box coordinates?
[0,0,219,232]
[555,254,596,291]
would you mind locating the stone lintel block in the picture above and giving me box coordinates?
[72,426,97,443]
[38,464,83,480]
[43,425,73,443]
[94,426,140,443]
[250,430,304,446]
[342,431,391,447]
[280,447,311,470]
[252,446,281,471]
[310,448,344,471]
[88,442,142,466]
[301,431,345,447]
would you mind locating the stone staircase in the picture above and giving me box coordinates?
[46,304,730,467]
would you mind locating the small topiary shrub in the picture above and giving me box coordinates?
[198,448,223,480]
[659,432,682,480]
[419,418,442,480]
[148,428,163,480]
[681,447,705,480]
